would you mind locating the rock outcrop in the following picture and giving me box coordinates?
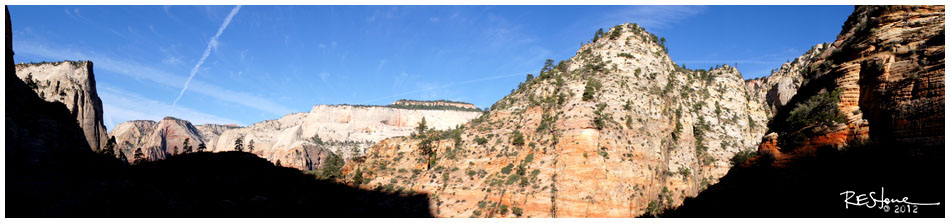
[343,23,771,217]
[15,61,109,153]
[665,6,945,217]
[758,5,944,165]
[110,102,483,170]
[210,104,483,168]
[744,43,825,115]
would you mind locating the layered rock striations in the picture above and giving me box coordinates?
[342,23,771,217]
[757,5,945,165]
[210,105,483,168]
[15,61,109,153]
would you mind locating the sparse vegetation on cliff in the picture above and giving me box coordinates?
[388,99,482,112]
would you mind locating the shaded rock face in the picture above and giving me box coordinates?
[15,61,109,152]
[744,44,825,115]
[111,103,481,170]
[6,6,96,167]
[761,5,945,163]
[343,23,770,217]
[110,118,247,163]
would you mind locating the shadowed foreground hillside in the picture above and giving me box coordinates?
[7,150,434,217]
[662,141,944,217]
[6,6,430,217]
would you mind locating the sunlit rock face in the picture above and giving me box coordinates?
[344,23,772,217]
[16,61,109,153]
[111,103,482,170]
[754,5,945,165]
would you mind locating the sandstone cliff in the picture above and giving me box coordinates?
[744,43,825,115]
[666,5,945,217]
[210,104,483,169]
[343,23,771,217]
[757,5,944,165]
[15,61,109,153]
[110,102,482,170]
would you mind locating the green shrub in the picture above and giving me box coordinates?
[511,130,525,146]
[512,206,523,216]
[609,25,623,39]
[536,114,555,133]
[315,153,344,179]
[645,201,659,216]
[501,163,514,174]
[505,174,519,185]
[593,103,609,129]
[583,79,602,101]
[677,167,691,180]
[786,88,845,129]
[475,137,489,145]
[730,150,756,166]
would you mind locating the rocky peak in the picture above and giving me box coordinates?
[343,23,771,217]
[16,60,109,153]
[756,5,944,166]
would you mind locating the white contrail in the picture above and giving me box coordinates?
[173,5,242,106]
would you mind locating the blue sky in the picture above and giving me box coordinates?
[9,5,854,130]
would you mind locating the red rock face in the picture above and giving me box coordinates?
[344,23,771,217]
[757,5,944,165]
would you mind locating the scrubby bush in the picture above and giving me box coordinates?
[730,150,757,167]
[511,130,525,146]
[592,103,609,129]
[786,88,845,129]
[609,25,624,39]
[583,79,602,101]
[475,137,488,145]
[501,163,514,174]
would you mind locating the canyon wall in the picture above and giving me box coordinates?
[16,61,109,153]
[343,23,771,217]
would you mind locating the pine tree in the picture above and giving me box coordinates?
[540,59,555,75]
[234,136,244,152]
[133,148,144,163]
[248,139,255,153]
[182,138,193,154]
[197,143,207,152]
[103,136,117,157]
[415,117,428,137]
[353,167,364,185]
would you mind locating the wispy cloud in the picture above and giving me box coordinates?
[376,59,388,72]
[602,6,706,31]
[100,84,242,130]
[173,5,242,106]
[15,40,296,116]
